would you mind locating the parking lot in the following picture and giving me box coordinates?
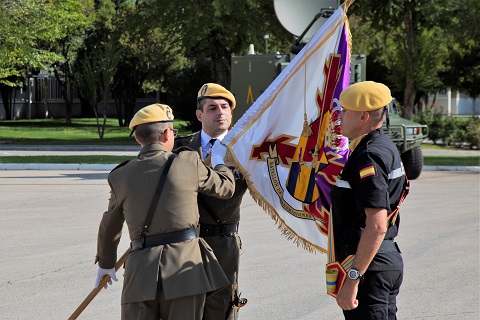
[0,170,478,319]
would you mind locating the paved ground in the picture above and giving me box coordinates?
[0,170,478,319]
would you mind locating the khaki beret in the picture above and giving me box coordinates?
[340,81,392,112]
[197,83,236,110]
[129,103,174,130]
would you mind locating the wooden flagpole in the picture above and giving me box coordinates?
[68,248,131,320]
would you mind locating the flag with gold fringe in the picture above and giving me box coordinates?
[223,5,352,253]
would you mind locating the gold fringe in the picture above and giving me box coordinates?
[226,148,326,254]
[247,184,323,254]
[301,114,313,137]
[340,1,353,64]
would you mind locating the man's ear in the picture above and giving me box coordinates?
[360,111,369,122]
[164,127,171,142]
[196,109,203,122]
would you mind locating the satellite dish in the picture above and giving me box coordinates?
[274,0,340,43]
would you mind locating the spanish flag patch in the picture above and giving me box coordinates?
[359,165,375,179]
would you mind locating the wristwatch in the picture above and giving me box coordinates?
[348,268,363,280]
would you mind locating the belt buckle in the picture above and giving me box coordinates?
[131,237,146,250]
[221,224,235,237]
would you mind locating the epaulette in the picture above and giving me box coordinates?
[173,146,194,154]
[110,160,130,173]
[175,131,199,144]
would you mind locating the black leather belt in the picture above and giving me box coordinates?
[200,223,238,237]
[377,239,400,253]
[340,239,399,259]
[130,228,198,250]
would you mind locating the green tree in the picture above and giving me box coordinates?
[349,0,478,119]
[143,0,291,129]
[438,1,480,99]
[0,0,63,119]
[48,0,95,125]
[111,0,187,126]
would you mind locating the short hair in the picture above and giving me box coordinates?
[197,97,232,111]
[368,106,387,124]
[135,122,171,145]
[197,98,207,111]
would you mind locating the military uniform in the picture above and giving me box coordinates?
[95,103,235,320]
[330,82,407,319]
[175,131,248,320]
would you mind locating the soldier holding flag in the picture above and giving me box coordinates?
[331,81,408,319]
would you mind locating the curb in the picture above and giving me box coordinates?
[0,164,478,172]
[423,166,479,172]
[0,163,117,171]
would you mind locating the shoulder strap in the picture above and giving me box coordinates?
[140,153,177,236]
[198,195,225,225]
[386,174,410,227]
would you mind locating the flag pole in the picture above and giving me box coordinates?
[68,248,131,320]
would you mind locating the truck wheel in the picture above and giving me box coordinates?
[401,146,423,180]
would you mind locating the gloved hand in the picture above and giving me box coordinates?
[211,140,227,168]
[95,267,118,289]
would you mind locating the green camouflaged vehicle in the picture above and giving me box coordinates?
[383,99,429,179]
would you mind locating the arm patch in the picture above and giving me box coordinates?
[110,160,130,173]
[359,165,375,179]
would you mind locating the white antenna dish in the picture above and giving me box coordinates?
[274,0,339,42]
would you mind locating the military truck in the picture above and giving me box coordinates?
[230,0,428,179]
[384,99,428,179]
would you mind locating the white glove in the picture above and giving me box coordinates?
[95,267,118,289]
[211,140,227,167]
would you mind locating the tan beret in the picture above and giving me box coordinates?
[197,83,236,110]
[129,103,174,130]
[340,81,392,112]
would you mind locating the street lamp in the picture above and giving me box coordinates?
[264,34,269,54]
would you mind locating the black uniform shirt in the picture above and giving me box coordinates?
[330,129,405,271]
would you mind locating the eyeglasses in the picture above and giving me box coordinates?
[163,128,178,137]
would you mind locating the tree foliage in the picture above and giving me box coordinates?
[0,0,62,83]
[137,0,291,128]
[47,0,96,125]
[348,0,479,119]
[1,0,478,128]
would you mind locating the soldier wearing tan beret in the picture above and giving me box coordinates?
[94,103,236,320]
[174,83,248,320]
[330,81,408,319]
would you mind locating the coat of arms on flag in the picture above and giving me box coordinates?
[223,5,352,253]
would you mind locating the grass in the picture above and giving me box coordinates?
[423,156,479,166]
[0,118,191,145]
[0,118,478,166]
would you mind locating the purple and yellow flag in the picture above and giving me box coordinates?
[223,6,351,253]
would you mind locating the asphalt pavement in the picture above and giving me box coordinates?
[0,170,478,319]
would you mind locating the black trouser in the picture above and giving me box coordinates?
[343,269,403,320]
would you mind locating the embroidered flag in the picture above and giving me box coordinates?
[359,165,375,179]
[222,6,352,253]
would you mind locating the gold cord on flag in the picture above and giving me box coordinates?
[301,38,313,137]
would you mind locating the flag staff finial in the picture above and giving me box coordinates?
[342,0,356,13]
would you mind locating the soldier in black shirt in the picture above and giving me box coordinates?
[330,81,407,319]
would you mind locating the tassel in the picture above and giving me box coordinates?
[301,113,313,136]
